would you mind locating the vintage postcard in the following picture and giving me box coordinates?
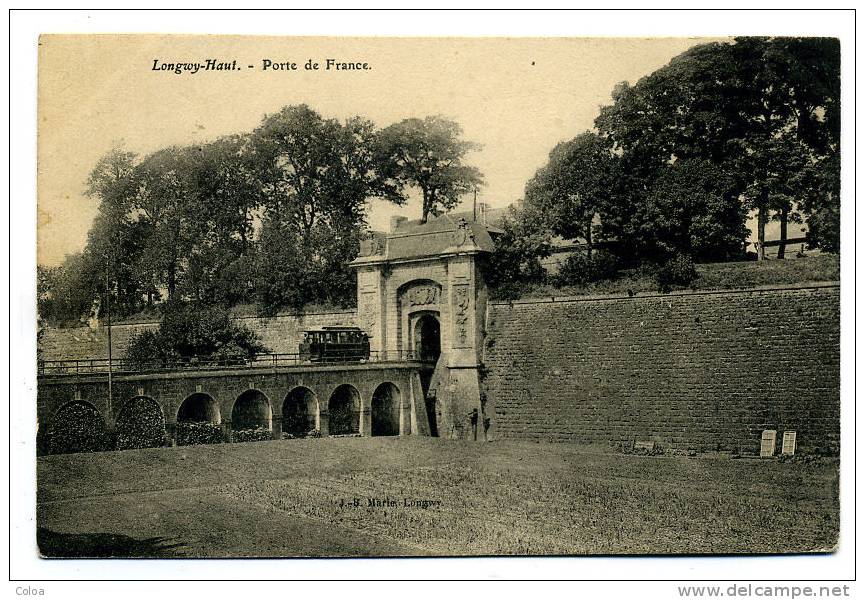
[31,29,844,570]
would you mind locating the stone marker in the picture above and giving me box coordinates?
[781,431,797,456]
[634,440,655,452]
[760,430,777,458]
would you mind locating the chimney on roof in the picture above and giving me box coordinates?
[478,202,489,224]
[390,215,408,232]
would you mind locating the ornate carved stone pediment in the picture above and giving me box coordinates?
[400,281,442,308]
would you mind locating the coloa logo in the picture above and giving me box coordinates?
[16,587,45,596]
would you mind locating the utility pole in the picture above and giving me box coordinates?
[757,204,767,261]
[105,252,113,417]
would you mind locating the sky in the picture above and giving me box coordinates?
[37,35,730,266]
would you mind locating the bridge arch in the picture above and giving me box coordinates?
[231,389,272,442]
[49,400,111,454]
[328,384,361,435]
[176,392,222,446]
[115,395,165,450]
[371,382,401,436]
[282,386,319,437]
[178,392,221,423]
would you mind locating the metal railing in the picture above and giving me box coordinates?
[38,349,433,376]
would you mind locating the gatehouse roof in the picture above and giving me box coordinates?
[352,213,499,265]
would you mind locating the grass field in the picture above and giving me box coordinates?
[36,437,839,557]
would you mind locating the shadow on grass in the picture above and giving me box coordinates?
[37,527,186,558]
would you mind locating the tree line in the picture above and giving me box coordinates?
[38,107,483,325]
[39,37,841,326]
[488,37,840,293]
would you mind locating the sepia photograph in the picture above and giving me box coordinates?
[12,9,854,586]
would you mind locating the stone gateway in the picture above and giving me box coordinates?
[350,214,498,440]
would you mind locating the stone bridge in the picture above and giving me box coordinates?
[38,213,499,453]
[37,360,434,453]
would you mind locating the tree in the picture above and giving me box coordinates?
[764,37,840,253]
[178,135,258,305]
[83,146,149,316]
[482,203,552,298]
[638,159,748,261]
[802,151,840,253]
[39,146,148,325]
[132,146,201,301]
[738,132,815,259]
[595,37,841,260]
[248,105,400,312]
[252,217,364,312]
[250,106,399,233]
[731,37,840,257]
[37,258,100,326]
[376,116,484,223]
[596,42,748,175]
[524,132,619,259]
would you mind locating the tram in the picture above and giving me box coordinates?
[299,326,371,363]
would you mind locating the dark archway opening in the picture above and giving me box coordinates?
[178,393,220,423]
[49,401,111,454]
[328,384,360,435]
[115,396,165,450]
[415,314,441,363]
[282,387,318,437]
[176,393,222,446]
[371,383,401,436]
[231,390,272,442]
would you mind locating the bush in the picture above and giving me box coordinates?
[125,302,270,368]
[115,398,165,450]
[281,429,320,440]
[124,330,179,370]
[329,409,359,436]
[232,428,272,443]
[175,421,223,446]
[553,250,620,286]
[49,402,112,454]
[654,254,699,292]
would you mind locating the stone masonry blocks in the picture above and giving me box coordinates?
[482,285,840,455]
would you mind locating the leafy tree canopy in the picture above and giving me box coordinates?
[524,132,620,257]
[376,116,484,223]
[42,104,454,324]
[596,37,840,256]
[637,158,748,261]
[491,37,839,295]
[248,105,403,313]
